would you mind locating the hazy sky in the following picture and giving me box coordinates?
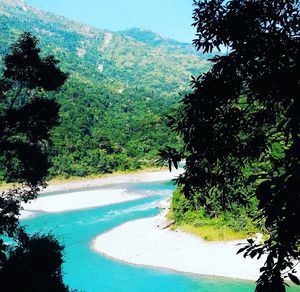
[25,0,196,43]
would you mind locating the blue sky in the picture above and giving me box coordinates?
[25,0,196,43]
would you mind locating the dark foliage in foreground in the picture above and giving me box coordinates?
[161,0,300,290]
[0,234,70,292]
[0,33,72,291]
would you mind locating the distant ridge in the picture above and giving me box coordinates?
[0,0,209,91]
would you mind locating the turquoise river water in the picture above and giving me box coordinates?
[21,180,300,292]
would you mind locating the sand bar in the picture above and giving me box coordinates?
[20,188,141,219]
[93,207,300,281]
[19,168,183,219]
[92,208,267,281]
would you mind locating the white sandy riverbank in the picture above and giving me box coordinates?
[20,168,183,219]
[20,188,141,219]
[40,168,183,194]
[92,206,267,281]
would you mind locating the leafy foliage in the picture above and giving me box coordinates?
[0,32,71,291]
[170,188,257,241]
[0,234,71,292]
[157,146,184,171]
[0,32,67,235]
[163,0,300,290]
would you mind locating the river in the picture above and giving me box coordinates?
[20,180,299,292]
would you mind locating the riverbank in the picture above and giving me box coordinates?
[0,167,180,194]
[92,202,300,281]
[42,168,183,193]
[20,168,183,219]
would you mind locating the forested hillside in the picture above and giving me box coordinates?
[0,0,209,178]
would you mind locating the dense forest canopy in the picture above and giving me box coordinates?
[163,0,300,291]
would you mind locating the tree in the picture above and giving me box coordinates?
[0,234,70,292]
[0,32,70,291]
[164,1,300,290]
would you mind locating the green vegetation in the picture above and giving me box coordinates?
[48,78,182,177]
[0,0,209,179]
[0,32,72,291]
[179,224,249,242]
[169,188,258,241]
[161,1,300,290]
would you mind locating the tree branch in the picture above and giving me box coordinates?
[10,83,23,109]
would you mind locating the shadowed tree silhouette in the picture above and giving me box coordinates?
[0,32,71,291]
[157,146,184,171]
[160,1,300,290]
[0,234,70,292]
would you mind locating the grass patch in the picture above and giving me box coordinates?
[166,209,174,221]
[178,223,253,241]
[169,188,259,241]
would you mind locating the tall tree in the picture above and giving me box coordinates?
[0,32,70,291]
[166,1,300,290]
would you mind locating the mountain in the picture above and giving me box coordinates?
[0,0,209,93]
[119,27,201,56]
[0,0,210,178]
